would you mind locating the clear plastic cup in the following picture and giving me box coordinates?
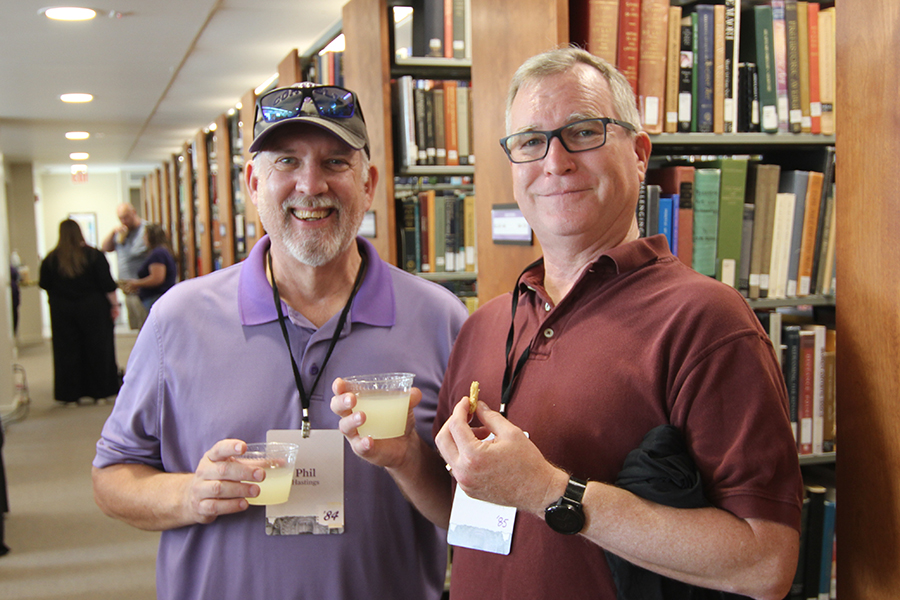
[237,442,299,505]
[343,372,415,439]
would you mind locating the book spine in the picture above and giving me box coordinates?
[692,168,721,277]
[771,0,790,132]
[818,8,836,135]
[782,325,801,442]
[797,171,824,296]
[452,0,466,59]
[658,195,674,251]
[806,2,821,134]
[724,0,739,133]
[713,4,726,134]
[695,5,715,133]
[678,15,694,132]
[754,5,779,132]
[784,0,803,133]
[798,329,815,455]
[638,0,669,134]
[664,5,682,133]
[444,81,459,166]
[587,0,620,65]
[617,0,641,94]
[715,157,749,286]
[797,1,811,133]
[738,203,755,295]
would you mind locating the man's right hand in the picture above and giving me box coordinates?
[330,378,422,470]
[185,439,266,524]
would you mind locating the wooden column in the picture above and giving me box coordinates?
[194,130,213,275]
[342,0,394,264]
[180,141,197,280]
[470,0,569,303]
[241,88,264,253]
[279,49,302,86]
[215,113,235,267]
[835,1,900,598]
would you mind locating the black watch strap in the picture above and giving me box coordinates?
[563,476,587,504]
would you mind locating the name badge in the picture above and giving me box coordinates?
[264,429,344,535]
[446,434,520,555]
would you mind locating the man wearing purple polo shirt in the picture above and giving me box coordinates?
[92,83,467,599]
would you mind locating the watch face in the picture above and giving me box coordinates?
[547,504,584,535]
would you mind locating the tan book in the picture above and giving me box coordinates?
[818,7,836,135]
[664,5,682,133]
[713,4,726,133]
[464,195,476,272]
[587,0,620,65]
[796,170,823,296]
[747,163,781,299]
[637,0,669,134]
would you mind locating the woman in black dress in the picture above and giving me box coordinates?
[39,219,121,404]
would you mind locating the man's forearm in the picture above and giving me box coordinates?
[385,434,454,529]
[92,464,195,531]
[534,479,798,600]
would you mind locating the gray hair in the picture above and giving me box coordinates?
[505,46,641,135]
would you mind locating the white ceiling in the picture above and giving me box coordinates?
[0,0,344,174]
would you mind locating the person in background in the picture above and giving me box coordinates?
[101,203,148,329]
[120,223,176,312]
[332,47,803,600]
[92,82,468,600]
[39,219,120,405]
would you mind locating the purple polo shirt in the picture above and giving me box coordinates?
[436,235,803,600]
[94,236,468,600]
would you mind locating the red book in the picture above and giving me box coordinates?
[645,165,695,268]
[617,0,641,94]
[798,329,815,455]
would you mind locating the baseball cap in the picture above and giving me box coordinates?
[249,82,370,157]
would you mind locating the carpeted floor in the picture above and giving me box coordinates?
[0,333,159,599]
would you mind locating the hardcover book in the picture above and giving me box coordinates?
[637,0,670,134]
[617,0,641,94]
[691,168,721,277]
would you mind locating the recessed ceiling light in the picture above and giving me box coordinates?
[42,7,97,21]
[66,131,90,140]
[60,93,93,103]
[69,152,90,160]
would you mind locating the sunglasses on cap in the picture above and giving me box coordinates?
[256,85,357,123]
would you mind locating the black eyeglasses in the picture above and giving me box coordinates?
[499,118,637,164]
[257,85,357,124]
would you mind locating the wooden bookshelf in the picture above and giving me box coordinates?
[835,1,900,598]
[179,140,197,280]
[214,112,235,268]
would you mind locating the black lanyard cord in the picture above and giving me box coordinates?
[500,257,544,416]
[268,248,368,437]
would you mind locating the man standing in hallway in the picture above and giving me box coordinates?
[101,203,148,329]
[92,82,467,599]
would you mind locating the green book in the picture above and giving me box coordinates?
[753,5,779,132]
[692,168,722,277]
[711,157,749,286]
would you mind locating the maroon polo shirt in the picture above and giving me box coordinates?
[436,235,803,599]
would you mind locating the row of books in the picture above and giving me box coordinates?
[761,317,837,457]
[395,77,474,169]
[642,148,836,300]
[575,0,836,135]
[397,188,476,275]
[791,470,836,600]
[308,51,344,87]
[396,0,471,60]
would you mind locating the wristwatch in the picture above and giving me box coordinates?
[544,476,587,535]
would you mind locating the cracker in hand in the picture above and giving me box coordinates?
[468,381,479,414]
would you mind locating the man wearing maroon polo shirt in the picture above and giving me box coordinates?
[333,47,802,600]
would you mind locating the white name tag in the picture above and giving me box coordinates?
[446,433,524,555]
[264,429,345,535]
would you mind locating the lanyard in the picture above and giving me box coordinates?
[268,248,367,437]
[500,257,544,417]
